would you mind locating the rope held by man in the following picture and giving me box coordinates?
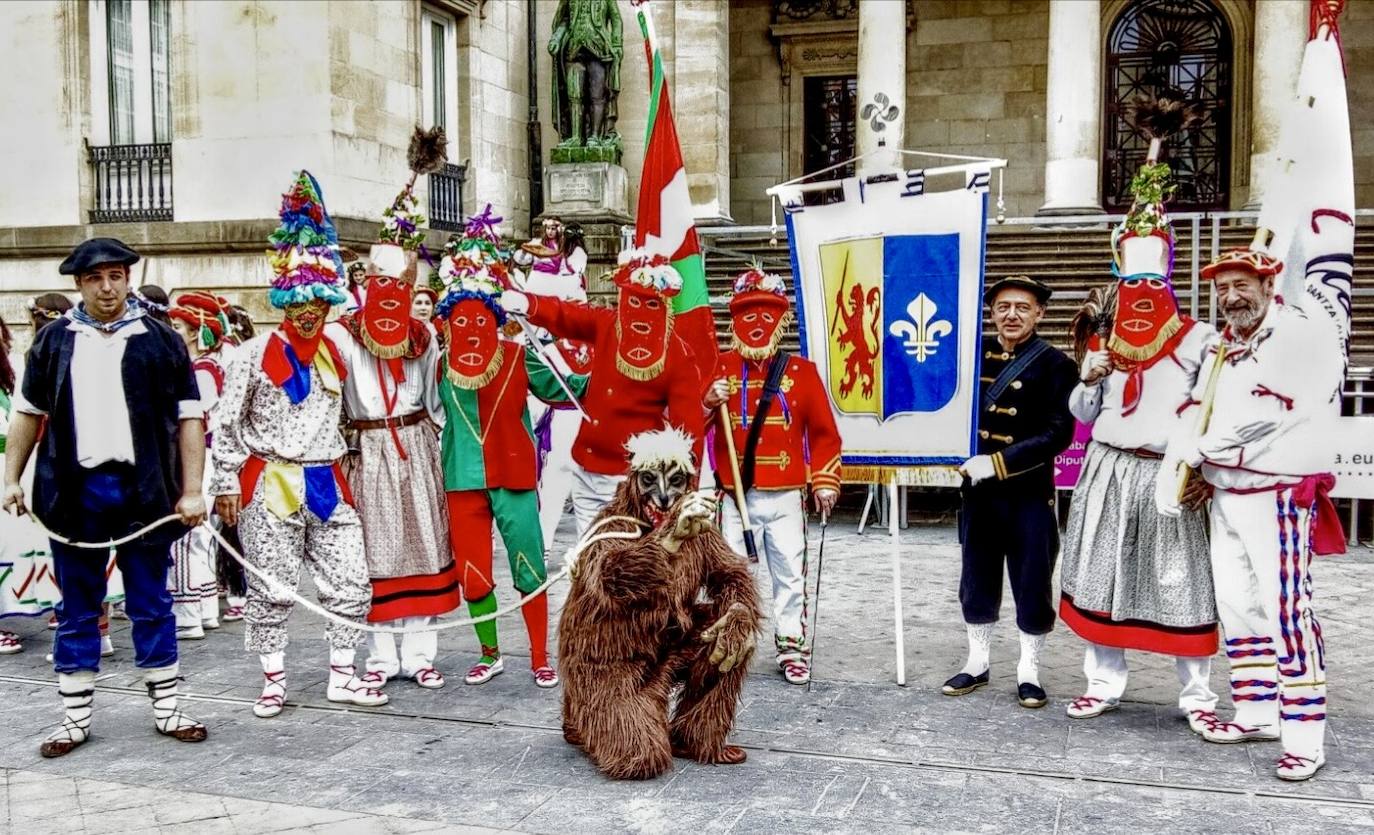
[24,512,643,635]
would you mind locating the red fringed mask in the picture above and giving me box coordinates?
[360,274,414,359]
[445,298,502,389]
[615,285,672,381]
[729,295,789,361]
[1106,277,1193,416]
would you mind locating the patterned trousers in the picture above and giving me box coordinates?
[237,482,371,655]
[719,488,809,665]
[1211,487,1327,758]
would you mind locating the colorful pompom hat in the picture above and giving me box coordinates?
[611,248,682,298]
[266,170,349,309]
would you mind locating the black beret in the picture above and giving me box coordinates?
[984,274,1051,306]
[59,237,141,276]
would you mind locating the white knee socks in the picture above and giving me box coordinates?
[1018,631,1046,686]
[961,623,994,676]
[47,670,95,748]
[144,664,204,735]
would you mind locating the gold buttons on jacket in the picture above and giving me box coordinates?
[1011,380,1022,389]
[979,430,989,439]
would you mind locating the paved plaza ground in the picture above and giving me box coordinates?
[3,512,1374,833]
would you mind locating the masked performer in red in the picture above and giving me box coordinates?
[499,250,705,535]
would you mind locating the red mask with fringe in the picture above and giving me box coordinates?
[445,298,502,389]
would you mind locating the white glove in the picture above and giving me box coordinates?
[498,290,530,315]
[703,378,730,409]
[1079,350,1113,385]
[960,455,996,485]
[1154,456,1184,518]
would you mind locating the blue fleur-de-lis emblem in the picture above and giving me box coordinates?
[888,293,952,363]
[861,92,900,133]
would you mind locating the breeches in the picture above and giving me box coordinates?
[720,488,808,662]
[959,488,1059,634]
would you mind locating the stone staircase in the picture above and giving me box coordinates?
[700,221,1374,369]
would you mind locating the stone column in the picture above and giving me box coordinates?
[670,1,731,222]
[1245,0,1307,210]
[855,0,906,176]
[1038,0,1103,216]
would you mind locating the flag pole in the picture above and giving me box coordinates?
[889,473,905,686]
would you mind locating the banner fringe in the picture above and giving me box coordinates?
[841,466,963,487]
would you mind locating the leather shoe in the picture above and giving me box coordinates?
[1018,682,1047,708]
[941,670,989,696]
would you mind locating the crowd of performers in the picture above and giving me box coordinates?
[0,19,1356,781]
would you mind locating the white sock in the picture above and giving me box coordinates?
[960,623,993,676]
[1018,631,1046,686]
[49,670,95,744]
[328,647,357,689]
[144,664,202,733]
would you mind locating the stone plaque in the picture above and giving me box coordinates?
[545,162,629,218]
[550,169,602,204]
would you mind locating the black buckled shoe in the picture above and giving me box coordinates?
[1017,682,1047,708]
[941,670,989,696]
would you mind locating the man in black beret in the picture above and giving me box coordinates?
[2,236,210,756]
[942,274,1077,709]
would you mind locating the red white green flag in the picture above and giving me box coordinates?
[633,1,717,376]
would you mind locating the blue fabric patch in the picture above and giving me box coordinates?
[304,465,339,522]
[281,342,312,405]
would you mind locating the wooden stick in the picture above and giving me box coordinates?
[717,403,758,562]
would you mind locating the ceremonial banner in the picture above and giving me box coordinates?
[783,178,988,481]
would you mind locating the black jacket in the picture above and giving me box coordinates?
[968,334,1077,500]
[21,314,198,539]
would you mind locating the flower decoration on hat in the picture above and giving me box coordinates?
[612,248,682,297]
[435,205,514,325]
[730,265,789,305]
[266,170,349,310]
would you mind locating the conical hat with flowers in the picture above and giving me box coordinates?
[435,204,513,323]
[266,170,349,310]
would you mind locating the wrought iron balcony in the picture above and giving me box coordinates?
[428,162,468,233]
[87,141,173,223]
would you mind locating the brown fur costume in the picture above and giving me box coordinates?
[558,485,763,780]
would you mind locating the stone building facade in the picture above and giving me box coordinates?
[0,0,1370,348]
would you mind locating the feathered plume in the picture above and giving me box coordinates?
[405,125,449,190]
[625,425,697,475]
[1069,282,1118,366]
[1126,93,1205,164]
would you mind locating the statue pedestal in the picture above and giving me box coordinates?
[545,162,631,220]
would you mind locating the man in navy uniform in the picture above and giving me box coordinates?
[942,275,1077,709]
[2,237,210,757]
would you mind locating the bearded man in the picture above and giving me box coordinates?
[1155,8,1352,781]
[500,250,704,535]
[702,268,841,686]
[211,171,386,718]
[332,225,456,691]
[559,426,762,780]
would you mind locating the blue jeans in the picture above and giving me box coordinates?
[49,465,178,673]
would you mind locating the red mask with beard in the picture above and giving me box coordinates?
[360,274,414,359]
[728,294,789,362]
[1108,275,1185,363]
[445,298,503,389]
[615,286,672,381]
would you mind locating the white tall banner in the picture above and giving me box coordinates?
[782,177,988,482]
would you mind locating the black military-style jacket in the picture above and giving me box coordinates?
[970,333,1077,499]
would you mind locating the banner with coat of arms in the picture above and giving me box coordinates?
[781,176,988,482]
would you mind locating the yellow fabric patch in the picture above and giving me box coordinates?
[263,461,305,520]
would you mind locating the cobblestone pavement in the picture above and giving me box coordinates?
[3,514,1374,833]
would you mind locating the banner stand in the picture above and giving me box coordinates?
[888,474,906,686]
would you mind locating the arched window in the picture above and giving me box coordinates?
[1103,0,1233,212]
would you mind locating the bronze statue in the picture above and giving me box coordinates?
[549,0,623,163]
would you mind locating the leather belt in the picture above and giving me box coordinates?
[348,410,428,432]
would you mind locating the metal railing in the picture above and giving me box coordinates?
[86,141,173,223]
[428,162,468,233]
